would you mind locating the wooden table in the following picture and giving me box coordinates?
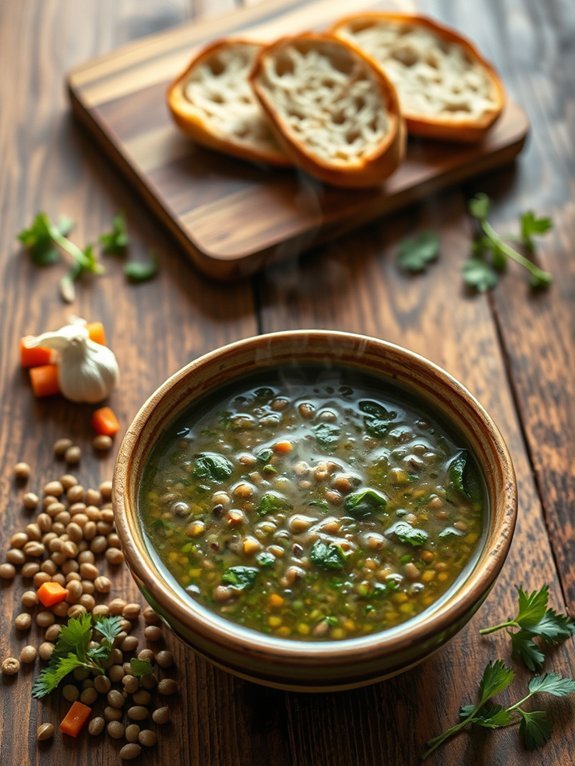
[1,1,574,764]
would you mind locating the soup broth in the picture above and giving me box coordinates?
[140,366,485,641]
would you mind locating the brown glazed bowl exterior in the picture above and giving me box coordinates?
[113,331,517,692]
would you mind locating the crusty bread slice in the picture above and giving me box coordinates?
[167,39,291,167]
[331,13,505,142]
[249,33,405,188]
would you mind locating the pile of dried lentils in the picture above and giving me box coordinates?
[0,439,179,760]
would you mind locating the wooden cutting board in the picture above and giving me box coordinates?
[67,0,529,281]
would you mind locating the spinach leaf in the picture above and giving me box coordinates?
[313,423,340,449]
[222,566,258,590]
[344,488,387,517]
[359,400,396,439]
[257,491,292,517]
[388,521,429,547]
[256,447,273,464]
[193,452,233,482]
[310,540,347,571]
[448,451,483,505]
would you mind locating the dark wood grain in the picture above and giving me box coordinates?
[1,1,575,765]
[66,0,529,280]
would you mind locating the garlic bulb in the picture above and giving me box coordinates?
[26,319,119,403]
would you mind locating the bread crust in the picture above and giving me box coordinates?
[331,12,506,142]
[167,39,291,167]
[249,33,405,188]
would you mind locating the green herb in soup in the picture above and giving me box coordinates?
[140,369,485,641]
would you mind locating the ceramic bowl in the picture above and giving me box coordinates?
[113,330,517,691]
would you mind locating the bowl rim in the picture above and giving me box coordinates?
[113,329,517,664]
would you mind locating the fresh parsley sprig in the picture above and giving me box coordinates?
[32,614,123,699]
[422,661,575,759]
[99,213,129,254]
[396,231,440,273]
[18,212,104,303]
[480,585,575,670]
[464,193,552,291]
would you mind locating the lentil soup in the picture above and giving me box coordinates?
[139,366,486,641]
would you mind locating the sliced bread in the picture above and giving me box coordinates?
[331,13,505,142]
[249,33,405,188]
[167,39,291,167]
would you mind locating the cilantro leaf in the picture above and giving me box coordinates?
[130,658,154,677]
[465,194,552,290]
[31,613,125,700]
[123,253,158,282]
[310,540,348,571]
[93,615,123,648]
[462,258,499,292]
[53,613,93,662]
[535,608,575,643]
[528,673,575,697]
[519,211,552,250]
[472,704,515,729]
[32,653,85,699]
[478,660,515,705]
[18,212,66,265]
[423,658,575,760]
[100,213,129,254]
[396,231,440,273]
[519,710,552,750]
[516,585,549,628]
[481,585,575,670]
[511,631,546,671]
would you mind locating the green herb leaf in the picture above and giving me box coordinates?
[53,613,93,662]
[100,213,129,253]
[93,615,123,647]
[519,710,552,750]
[32,614,121,699]
[257,491,292,517]
[511,631,546,671]
[396,231,440,273]
[222,566,258,590]
[123,253,158,282]
[516,585,549,629]
[462,258,499,292]
[18,212,64,265]
[313,422,340,449]
[256,447,274,464]
[423,657,575,760]
[519,211,552,250]
[130,658,154,677]
[192,452,234,482]
[534,608,575,643]
[32,653,85,699]
[255,551,276,568]
[468,193,491,221]
[359,400,395,439]
[387,520,428,548]
[472,703,515,729]
[528,673,575,697]
[310,540,348,571]
[344,488,387,517]
[478,660,515,705]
